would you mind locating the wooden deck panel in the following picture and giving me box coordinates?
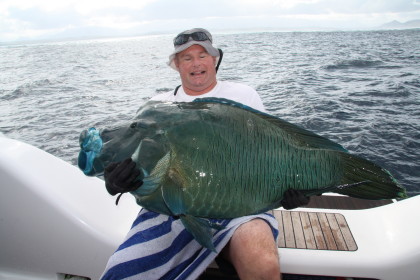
[291,211,306,249]
[299,212,317,249]
[335,213,358,251]
[273,210,357,251]
[325,213,347,251]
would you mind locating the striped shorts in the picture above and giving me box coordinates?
[101,209,279,280]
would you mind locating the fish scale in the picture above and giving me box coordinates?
[179,115,325,216]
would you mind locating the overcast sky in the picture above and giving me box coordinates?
[1,0,420,42]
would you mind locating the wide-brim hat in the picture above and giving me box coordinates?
[168,28,220,71]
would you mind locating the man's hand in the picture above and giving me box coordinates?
[104,158,143,196]
[280,189,310,210]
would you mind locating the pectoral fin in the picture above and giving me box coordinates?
[161,169,186,215]
[134,152,170,196]
[180,215,218,252]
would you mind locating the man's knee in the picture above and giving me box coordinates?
[258,251,281,279]
[233,219,277,251]
[223,219,281,279]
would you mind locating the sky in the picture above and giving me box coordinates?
[1,0,420,42]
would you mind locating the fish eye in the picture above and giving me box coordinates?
[130,122,137,128]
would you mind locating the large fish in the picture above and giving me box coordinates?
[78,98,406,250]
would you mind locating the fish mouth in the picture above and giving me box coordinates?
[78,127,103,176]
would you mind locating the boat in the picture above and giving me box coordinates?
[1,135,419,280]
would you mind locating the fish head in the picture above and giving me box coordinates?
[78,118,159,176]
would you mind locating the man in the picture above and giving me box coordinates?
[101,28,309,280]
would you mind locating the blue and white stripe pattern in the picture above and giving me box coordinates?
[101,209,278,280]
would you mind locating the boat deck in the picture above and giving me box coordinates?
[273,209,357,251]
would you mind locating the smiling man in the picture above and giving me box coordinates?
[100,28,310,280]
[173,44,218,95]
[150,28,266,111]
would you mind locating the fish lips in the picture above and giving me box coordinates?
[78,127,103,176]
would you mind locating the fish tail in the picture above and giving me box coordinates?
[336,153,407,199]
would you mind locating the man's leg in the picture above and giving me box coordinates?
[221,218,281,280]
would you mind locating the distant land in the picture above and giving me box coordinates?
[2,19,419,44]
[379,19,420,29]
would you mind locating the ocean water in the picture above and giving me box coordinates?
[1,30,419,196]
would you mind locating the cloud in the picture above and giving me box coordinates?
[0,0,157,40]
[1,0,420,42]
[7,6,81,29]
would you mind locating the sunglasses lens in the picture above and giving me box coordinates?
[174,34,190,46]
[191,32,210,41]
[174,32,210,46]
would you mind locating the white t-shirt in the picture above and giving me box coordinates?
[150,81,265,112]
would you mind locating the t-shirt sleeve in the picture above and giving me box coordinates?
[248,91,266,112]
[219,82,266,112]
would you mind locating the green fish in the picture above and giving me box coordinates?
[78,98,406,251]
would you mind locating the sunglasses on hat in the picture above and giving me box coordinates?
[173,31,212,46]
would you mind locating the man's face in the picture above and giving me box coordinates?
[175,44,217,96]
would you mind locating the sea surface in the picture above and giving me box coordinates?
[1,29,419,196]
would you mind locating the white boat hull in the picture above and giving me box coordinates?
[1,136,419,279]
[0,136,139,279]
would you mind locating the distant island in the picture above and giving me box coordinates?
[379,19,420,29]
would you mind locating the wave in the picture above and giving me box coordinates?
[323,59,384,70]
[1,78,80,101]
[1,79,53,100]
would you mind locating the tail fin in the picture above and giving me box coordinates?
[336,153,407,199]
